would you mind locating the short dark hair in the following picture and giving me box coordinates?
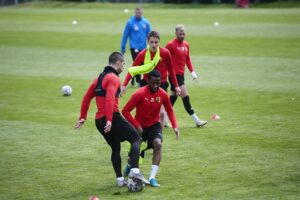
[135,7,142,12]
[147,31,160,41]
[109,52,123,65]
[148,70,161,80]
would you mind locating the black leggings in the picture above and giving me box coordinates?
[95,113,141,177]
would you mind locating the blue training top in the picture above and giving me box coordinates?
[121,16,151,54]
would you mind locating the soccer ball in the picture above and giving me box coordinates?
[127,177,144,192]
[61,85,72,96]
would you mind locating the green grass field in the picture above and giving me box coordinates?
[0,2,300,200]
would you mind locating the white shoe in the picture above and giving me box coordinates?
[116,177,127,187]
[196,120,207,128]
[129,168,150,184]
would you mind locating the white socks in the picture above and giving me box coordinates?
[149,165,159,180]
[191,113,200,123]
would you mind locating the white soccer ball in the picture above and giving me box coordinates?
[72,20,77,25]
[127,177,144,192]
[213,21,220,26]
[61,85,72,96]
[124,9,129,13]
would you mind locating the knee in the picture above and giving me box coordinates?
[153,139,162,152]
[131,138,141,149]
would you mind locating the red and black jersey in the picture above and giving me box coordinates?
[165,38,194,75]
[123,47,179,87]
[79,66,120,122]
[122,86,178,129]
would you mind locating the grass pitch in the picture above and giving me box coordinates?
[0,3,299,200]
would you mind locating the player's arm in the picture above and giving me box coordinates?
[121,21,130,54]
[104,76,120,133]
[75,79,97,129]
[162,92,180,139]
[122,92,141,130]
[186,44,198,81]
[121,52,144,95]
[120,73,132,97]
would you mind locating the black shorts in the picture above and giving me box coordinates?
[95,112,140,146]
[140,79,169,92]
[169,74,185,91]
[142,122,163,149]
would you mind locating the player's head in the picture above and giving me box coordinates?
[175,24,185,42]
[147,31,160,53]
[109,52,125,74]
[135,7,143,20]
[148,70,161,93]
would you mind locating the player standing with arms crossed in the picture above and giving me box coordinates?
[166,24,207,127]
[122,70,180,187]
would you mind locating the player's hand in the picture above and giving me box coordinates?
[191,71,198,81]
[74,118,85,130]
[175,87,181,96]
[136,126,143,136]
[120,86,127,97]
[104,121,112,133]
[174,128,180,140]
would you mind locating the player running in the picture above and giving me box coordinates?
[165,24,207,128]
[122,70,180,187]
[74,52,149,187]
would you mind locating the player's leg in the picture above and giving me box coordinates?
[151,138,162,169]
[169,76,178,106]
[136,74,141,86]
[112,113,141,169]
[95,117,125,186]
[106,140,123,179]
[145,123,163,187]
[114,113,149,184]
[179,84,207,127]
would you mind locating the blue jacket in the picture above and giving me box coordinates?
[121,16,151,54]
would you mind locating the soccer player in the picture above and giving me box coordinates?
[122,70,180,187]
[74,52,148,187]
[165,24,207,127]
[121,7,152,86]
[121,30,181,127]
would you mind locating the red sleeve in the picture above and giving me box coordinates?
[80,79,97,120]
[104,75,120,122]
[122,92,141,128]
[123,72,132,87]
[165,50,179,87]
[186,44,194,72]
[122,51,145,87]
[162,91,178,128]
